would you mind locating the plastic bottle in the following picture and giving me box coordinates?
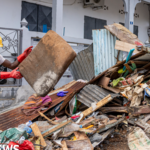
[26,120,33,127]
[18,124,32,134]
[18,136,25,144]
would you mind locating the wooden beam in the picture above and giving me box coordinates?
[42,119,72,137]
[80,95,112,120]
[115,40,139,53]
[31,123,47,148]
[38,111,58,125]
[100,107,128,113]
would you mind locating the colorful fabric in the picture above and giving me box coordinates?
[112,77,124,87]
[57,91,68,97]
[22,95,52,116]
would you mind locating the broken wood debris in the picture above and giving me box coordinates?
[2,23,150,150]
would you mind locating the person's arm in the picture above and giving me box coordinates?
[0,46,33,79]
[0,67,23,79]
[1,46,33,70]
[2,59,20,70]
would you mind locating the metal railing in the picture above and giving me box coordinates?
[0,27,22,87]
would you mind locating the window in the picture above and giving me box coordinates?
[84,16,107,39]
[21,1,52,32]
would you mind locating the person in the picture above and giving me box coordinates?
[0,46,33,79]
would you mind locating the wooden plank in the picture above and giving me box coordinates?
[100,107,128,113]
[78,117,95,127]
[31,123,47,148]
[105,23,143,46]
[35,137,40,150]
[98,117,124,133]
[80,95,112,120]
[38,111,58,125]
[115,40,139,53]
[42,119,72,137]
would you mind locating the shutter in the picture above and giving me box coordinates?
[38,5,52,32]
[21,2,38,31]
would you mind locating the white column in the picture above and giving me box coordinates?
[124,0,141,33]
[52,0,63,36]
[20,18,31,85]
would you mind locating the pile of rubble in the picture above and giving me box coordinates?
[1,23,150,150]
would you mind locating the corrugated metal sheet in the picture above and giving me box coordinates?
[69,44,95,81]
[77,84,120,107]
[0,82,86,131]
[92,29,123,76]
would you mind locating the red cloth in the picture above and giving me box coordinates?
[8,140,35,150]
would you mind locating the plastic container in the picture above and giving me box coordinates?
[26,120,33,127]
[18,136,25,144]
[18,124,32,134]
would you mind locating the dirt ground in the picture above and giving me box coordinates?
[97,129,130,150]
[102,134,129,150]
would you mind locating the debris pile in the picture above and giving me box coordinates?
[1,23,150,150]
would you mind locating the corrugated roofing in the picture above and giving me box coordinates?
[77,84,120,107]
[0,82,86,131]
[69,44,95,81]
[92,29,123,76]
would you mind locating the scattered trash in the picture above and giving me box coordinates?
[1,24,150,150]
[128,127,150,150]
[57,91,68,97]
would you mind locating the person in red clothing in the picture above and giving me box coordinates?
[0,46,33,79]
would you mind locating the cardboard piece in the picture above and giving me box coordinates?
[61,131,93,150]
[98,76,120,94]
[128,127,150,150]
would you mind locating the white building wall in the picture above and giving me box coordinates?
[0,0,149,42]
[135,3,149,43]
[0,0,21,28]
[63,0,149,43]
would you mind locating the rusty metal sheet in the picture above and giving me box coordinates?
[19,30,76,97]
[77,84,120,107]
[0,82,85,131]
[69,44,95,81]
